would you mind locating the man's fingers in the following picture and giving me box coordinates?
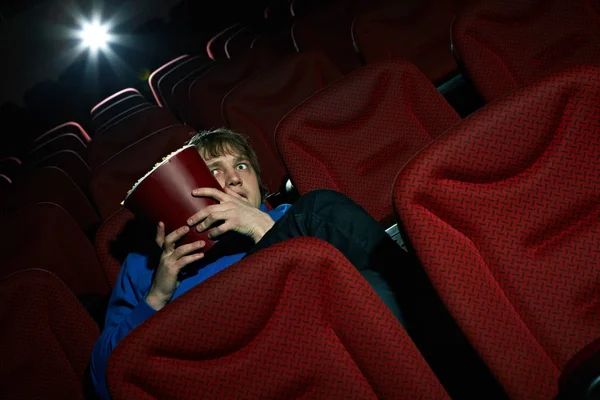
[187,203,228,226]
[163,225,190,251]
[171,240,206,260]
[192,187,231,203]
[175,252,205,270]
[155,221,165,248]
[196,209,234,233]
[206,220,235,239]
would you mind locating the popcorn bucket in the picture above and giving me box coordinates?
[123,145,224,251]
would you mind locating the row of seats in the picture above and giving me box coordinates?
[3,63,597,399]
[1,0,599,398]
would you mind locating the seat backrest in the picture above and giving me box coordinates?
[0,166,100,237]
[353,0,458,84]
[0,269,99,400]
[276,59,459,222]
[184,45,280,129]
[28,150,91,194]
[224,51,343,193]
[33,121,91,146]
[0,156,22,180]
[27,133,87,165]
[148,55,212,114]
[85,107,179,170]
[291,2,361,74]
[90,125,196,219]
[393,65,600,399]
[91,88,150,134]
[452,0,600,102]
[224,25,260,59]
[0,203,110,296]
[206,24,241,60]
[107,237,450,400]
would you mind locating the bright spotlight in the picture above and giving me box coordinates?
[79,21,111,51]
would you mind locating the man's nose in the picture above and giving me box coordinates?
[225,169,242,186]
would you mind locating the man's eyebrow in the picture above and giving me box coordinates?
[234,155,249,163]
[206,160,222,168]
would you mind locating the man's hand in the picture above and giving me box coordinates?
[146,222,206,311]
[189,187,275,243]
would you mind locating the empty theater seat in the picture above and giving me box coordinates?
[27,133,87,165]
[224,25,261,59]
[275,59,459,223]
[291,2,361,74]
[0,202,110,296]
[27,149,91,194]
[148,54,212,115]
[86,106,179,170]
[0,269,100,400]
[90,125,195,219]
[353,0,458,84]
[393,65,600,399]
[207,24,242,60]
[184,45,280,129]
[0,166,101,237]
[0,156,22,181]
[224,51,343,194]
[452,0,600,102]
[32,121,92,146]
[107,237,450,400]
[91,88,153,135]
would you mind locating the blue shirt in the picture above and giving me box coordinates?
[90,203,291,400]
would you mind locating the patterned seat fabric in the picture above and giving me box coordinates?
[452,0,600,102]
[393,66,600,398]
[0,269,99,400]
[276,59,459,223]
[107,237,450,399]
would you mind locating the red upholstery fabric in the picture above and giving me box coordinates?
[0,203,110,296]
[353,0,458,83]
[393,66,600,399]
[107,237,450,399]
[0,269,99,400]
[94,208,136,288]
[184,46,280,129]
[224,51,343,193]
[86,107,178,170]
[0,166,100,236]
[452,0,600,102]
[276,59,459,223]
[292,3,361,74]
[90,125,196,219]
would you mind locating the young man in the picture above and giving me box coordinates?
[90,128,406,399]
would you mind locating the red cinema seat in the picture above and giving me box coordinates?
[0,166,100,237]
[275,59,459,223]
[0,156,22,181]
[452,0,600,102]
[0,269,99,400]
[291,2,361,74]
[224,25,261,59]
[27,133,87,165]
[86,107,179,170]
[148,54,212,116]
[184,45,280,129]
[353,0,458,84]
[91,88,152,135]
[0,202,110,296]
[107,237,450,400]
[223,51,343,194]
[27,149,91,194]
[393,66,600,399]
[32,121,91,146]
[90,125,196,219]
[206,24,242,60]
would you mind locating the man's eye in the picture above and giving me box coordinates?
[236,163,248,170]
[210,169,219,175]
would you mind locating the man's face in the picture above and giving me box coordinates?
[200,148,262,209]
